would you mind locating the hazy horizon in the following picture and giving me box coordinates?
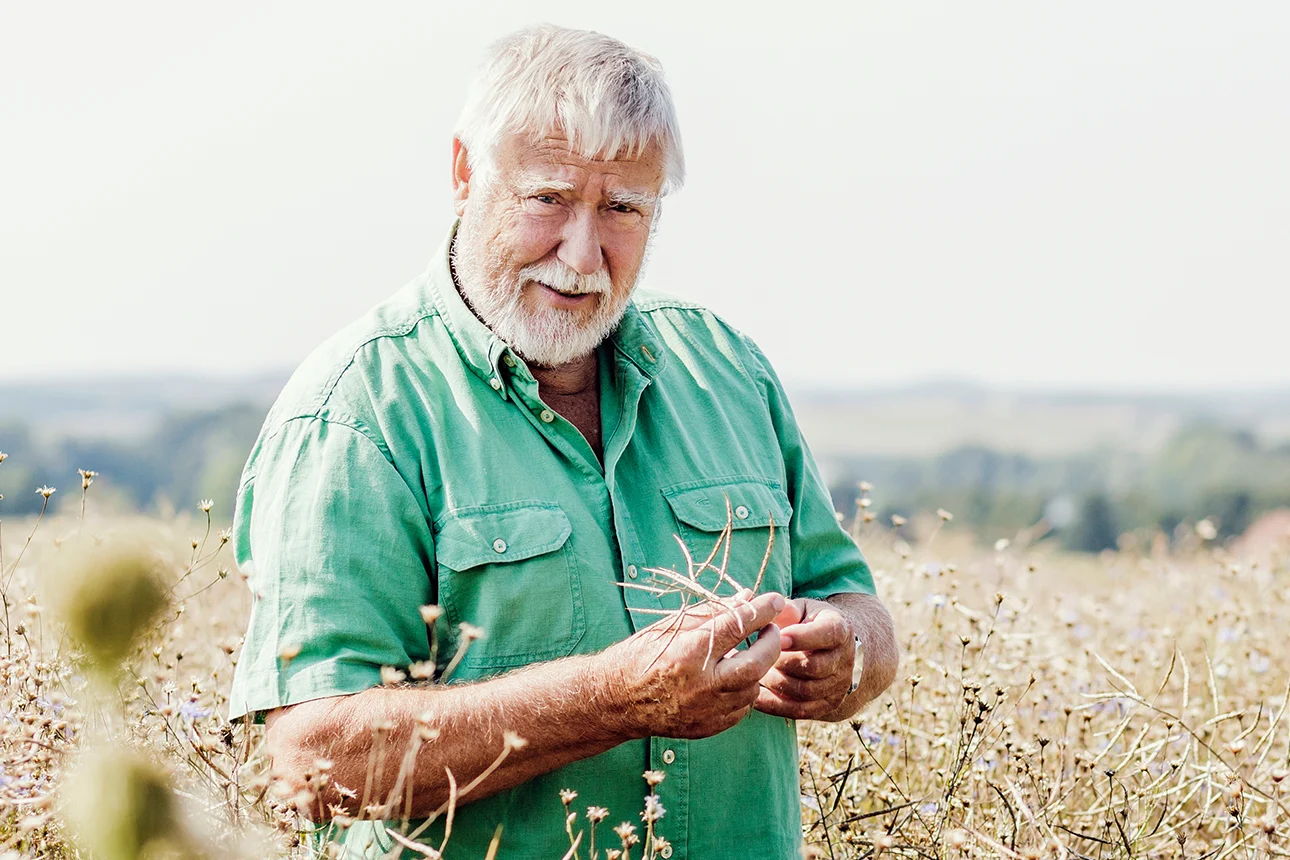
[6,367,1290,400]
[3,2,1288,391]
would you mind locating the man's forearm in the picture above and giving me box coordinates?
[266,591,790,823]
[820,591,899,721]
[268,650,633,821]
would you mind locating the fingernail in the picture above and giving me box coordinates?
[771,594,786,611]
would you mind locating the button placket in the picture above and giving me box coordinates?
[612,492,662,630]
[650,739,688,860]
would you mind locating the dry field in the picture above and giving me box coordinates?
[2,476,1290,859]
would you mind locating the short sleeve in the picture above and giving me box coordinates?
[741,337,876,601]
[227,416,435,721]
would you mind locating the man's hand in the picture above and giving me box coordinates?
[606,591,786,739]
[754,598,856,720]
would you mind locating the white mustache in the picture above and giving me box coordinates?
[519,258,611,295]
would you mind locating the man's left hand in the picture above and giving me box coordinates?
[753,598,855,720]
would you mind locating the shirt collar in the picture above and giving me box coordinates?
[607,301,667,379]
[424,221,514,391]
[424,220,668,389]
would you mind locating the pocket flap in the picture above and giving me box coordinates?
[434,502,572,572]
[663,480,793,532]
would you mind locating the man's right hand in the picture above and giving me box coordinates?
[602,591,786,740]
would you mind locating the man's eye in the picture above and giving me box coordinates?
[533,195,559,205]
[609,203,637,214]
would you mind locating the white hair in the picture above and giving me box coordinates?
[455,24,685,195]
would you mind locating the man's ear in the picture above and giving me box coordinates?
[452,138,472,217]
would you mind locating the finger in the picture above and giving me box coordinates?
[775,642,852,681]
[771,598,805,630]
[753,687,837,721]
[714,624,781,691]
[702,592,786,655]
[641,596,743,637]
[779,608,851,652]
[753,687,800,718]
[715,703,755,734]
[760,667,848,704]
[640,607,707,638]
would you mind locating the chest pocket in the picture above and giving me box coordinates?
[660,478,793,601]
[433,501,586,674]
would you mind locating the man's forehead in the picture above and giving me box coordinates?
[500,133,665,190]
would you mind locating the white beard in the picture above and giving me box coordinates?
[452,224,634,367]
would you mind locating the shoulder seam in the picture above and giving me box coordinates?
[635,298,761,386]
[316,308,442,411]
[727,329,757,387]
[634,296,707,313]
[635,297,750,341]
[242,413,394,487]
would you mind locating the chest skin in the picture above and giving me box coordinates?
[541,384,602,461]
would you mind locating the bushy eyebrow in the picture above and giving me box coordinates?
[511,173,577,196]
[511,172,659,209]
[606,188,659,209]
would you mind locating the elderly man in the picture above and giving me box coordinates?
[229,24,897,859]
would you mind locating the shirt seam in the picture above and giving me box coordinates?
[240,413,396,488]
[229,655,385,720]
[315,308,444,413]
[635,302,760,388]
[633,294,707,312]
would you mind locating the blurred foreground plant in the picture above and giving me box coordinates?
[49,534,168,678]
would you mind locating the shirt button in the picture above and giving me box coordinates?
[626,565,638,579]
[735,505,750,520]
[492,538,507,554]
[489,378,503,391]
[660,846,673,859]
[539,409,555,423]
[502,355,516,368]
[662,748,676,765]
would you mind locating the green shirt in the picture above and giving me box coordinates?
[228,223,875,859]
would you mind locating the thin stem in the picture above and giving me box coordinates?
[3,495,49,591]
[2,496,49,657]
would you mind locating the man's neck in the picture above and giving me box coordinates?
[531,351,598,397]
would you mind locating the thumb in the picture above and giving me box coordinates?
[771,598,805,631]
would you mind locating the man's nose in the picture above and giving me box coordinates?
[557,209,604,276]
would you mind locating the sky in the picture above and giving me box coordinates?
[2,2,1288,390]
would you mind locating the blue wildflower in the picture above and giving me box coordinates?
[179,701,212,721]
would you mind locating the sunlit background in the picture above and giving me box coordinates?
[3,1,1289,549]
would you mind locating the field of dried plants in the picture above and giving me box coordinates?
[2,466,1289,859]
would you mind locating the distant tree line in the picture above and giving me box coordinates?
[0,404,266,518]
[826,424,1290,551]
[3,406,1288,554]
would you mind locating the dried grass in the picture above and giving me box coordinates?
[1,466,1288,858]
